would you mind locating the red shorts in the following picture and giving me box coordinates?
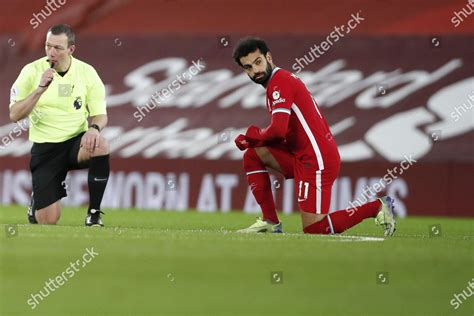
[267,144,340,214]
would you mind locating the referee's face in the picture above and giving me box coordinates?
[45,32,75,70]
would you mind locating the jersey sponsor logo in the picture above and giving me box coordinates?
[272,98,286,106]
[74,97,82,110]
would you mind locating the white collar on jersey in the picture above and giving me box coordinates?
[269,66,281,81]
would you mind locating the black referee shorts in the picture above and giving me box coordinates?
[30,132,89,210]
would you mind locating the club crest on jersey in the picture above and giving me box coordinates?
[271,89,286,106]
[73,97,82,110]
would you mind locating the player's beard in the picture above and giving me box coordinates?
[250,61,273,86]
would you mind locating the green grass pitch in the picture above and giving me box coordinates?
[1,206,473,316]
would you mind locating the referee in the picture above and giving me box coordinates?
[9,24,110,227]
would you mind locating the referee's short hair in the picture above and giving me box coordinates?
[48,24,75,47]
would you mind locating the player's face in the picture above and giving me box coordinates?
[45,32,75,69]
[240,50,274,85]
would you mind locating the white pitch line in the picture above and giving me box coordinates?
[328,235,385,242]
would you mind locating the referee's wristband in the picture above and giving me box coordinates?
[89,124,101,132]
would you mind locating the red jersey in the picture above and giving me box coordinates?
[245,67,340,171]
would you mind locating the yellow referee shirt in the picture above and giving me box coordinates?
[9,56,106,143]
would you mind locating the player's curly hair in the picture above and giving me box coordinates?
[233,37,270,67]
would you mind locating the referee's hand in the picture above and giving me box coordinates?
[38,68,55,90]
[81,129,100,153]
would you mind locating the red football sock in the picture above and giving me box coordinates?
[243,148,279,224]
[303,200,381,234]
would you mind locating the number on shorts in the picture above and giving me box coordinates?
[298,181,309,201]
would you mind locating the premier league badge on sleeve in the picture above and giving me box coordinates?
[73,96,82,110]
[10,86,17,103]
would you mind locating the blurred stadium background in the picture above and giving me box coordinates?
[0,0,473,217]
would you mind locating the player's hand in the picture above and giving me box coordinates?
[81,128,100,153]
[245,125,261,139]
[234,134,249,151]
[38,68,55,90]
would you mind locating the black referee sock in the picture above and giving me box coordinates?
[88,154,110,211]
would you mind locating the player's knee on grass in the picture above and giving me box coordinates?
[301,213,330,234]
[36,206,61,225]
[302,224,332,234]
[37,214,59,225]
